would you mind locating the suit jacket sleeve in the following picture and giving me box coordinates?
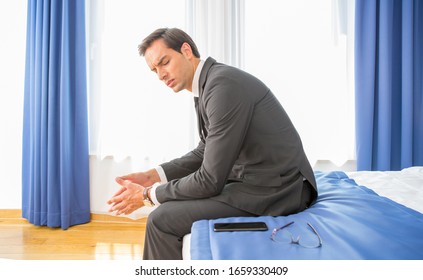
[155,74,254,202]
[160,141,204,181]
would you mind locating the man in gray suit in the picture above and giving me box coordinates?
[107,28,317,260]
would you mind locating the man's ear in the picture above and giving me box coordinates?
[180,42,193,58]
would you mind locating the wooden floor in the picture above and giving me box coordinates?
[0,210,147,260]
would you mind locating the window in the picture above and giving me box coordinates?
[244,0,355,166]
[86,0,190,166]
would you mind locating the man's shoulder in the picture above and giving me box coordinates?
[200,57,266,97]
[204,61,247,83]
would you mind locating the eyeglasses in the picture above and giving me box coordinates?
[270,221,322,248]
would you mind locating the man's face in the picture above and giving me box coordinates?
[144,39,194,92]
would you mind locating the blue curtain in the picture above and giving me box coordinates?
[22,0,90,229]
[355,0,423,171]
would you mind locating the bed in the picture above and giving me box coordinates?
[182,166,423,260]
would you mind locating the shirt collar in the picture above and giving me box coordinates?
[192,59,205,97]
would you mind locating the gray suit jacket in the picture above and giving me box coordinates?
[156,57,317,216]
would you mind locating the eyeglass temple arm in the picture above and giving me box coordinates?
[307,222,323,246]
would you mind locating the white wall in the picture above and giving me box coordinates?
[89,156,156,219]
[0,1,26,209]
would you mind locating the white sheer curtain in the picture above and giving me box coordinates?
[87,0,191,168]
[186,0,244,68]
[244,0,356,167]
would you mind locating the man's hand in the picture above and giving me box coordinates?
[107,169,160,215]
[116,169,160,188]
[107,178,144,215]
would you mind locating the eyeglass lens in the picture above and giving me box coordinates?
[272,223,321,248]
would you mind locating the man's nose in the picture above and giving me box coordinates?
[157,69,166,81]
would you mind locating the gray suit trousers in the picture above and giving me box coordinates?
[142,180,314,260]
[142,199,253,260]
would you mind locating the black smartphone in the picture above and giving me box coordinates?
[213,221,268,232]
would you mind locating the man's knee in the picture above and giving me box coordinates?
[146,204,185,234]
[145,206,164,232]
[146,202,195,237]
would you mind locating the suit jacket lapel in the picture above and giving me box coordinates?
[194,97,206,143]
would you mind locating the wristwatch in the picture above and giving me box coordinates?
[143,187,155,207]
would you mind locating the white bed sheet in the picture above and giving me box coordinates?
[182,166,423,260]
[347,166,423,214]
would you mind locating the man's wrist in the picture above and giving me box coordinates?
[143,186,155,207]
[149,183,161,206]
[145,168,161,184]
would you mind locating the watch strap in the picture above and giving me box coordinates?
[143,187,155,207]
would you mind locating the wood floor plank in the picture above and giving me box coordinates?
[0,211,146,260]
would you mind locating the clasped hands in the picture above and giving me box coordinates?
[107,170,158,216]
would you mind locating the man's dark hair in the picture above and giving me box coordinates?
[138,28,201,58]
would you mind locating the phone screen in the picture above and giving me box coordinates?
[213,222,268,232]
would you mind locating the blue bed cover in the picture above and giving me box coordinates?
[190,171,423,260]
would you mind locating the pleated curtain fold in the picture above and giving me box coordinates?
[355,0,423,171]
